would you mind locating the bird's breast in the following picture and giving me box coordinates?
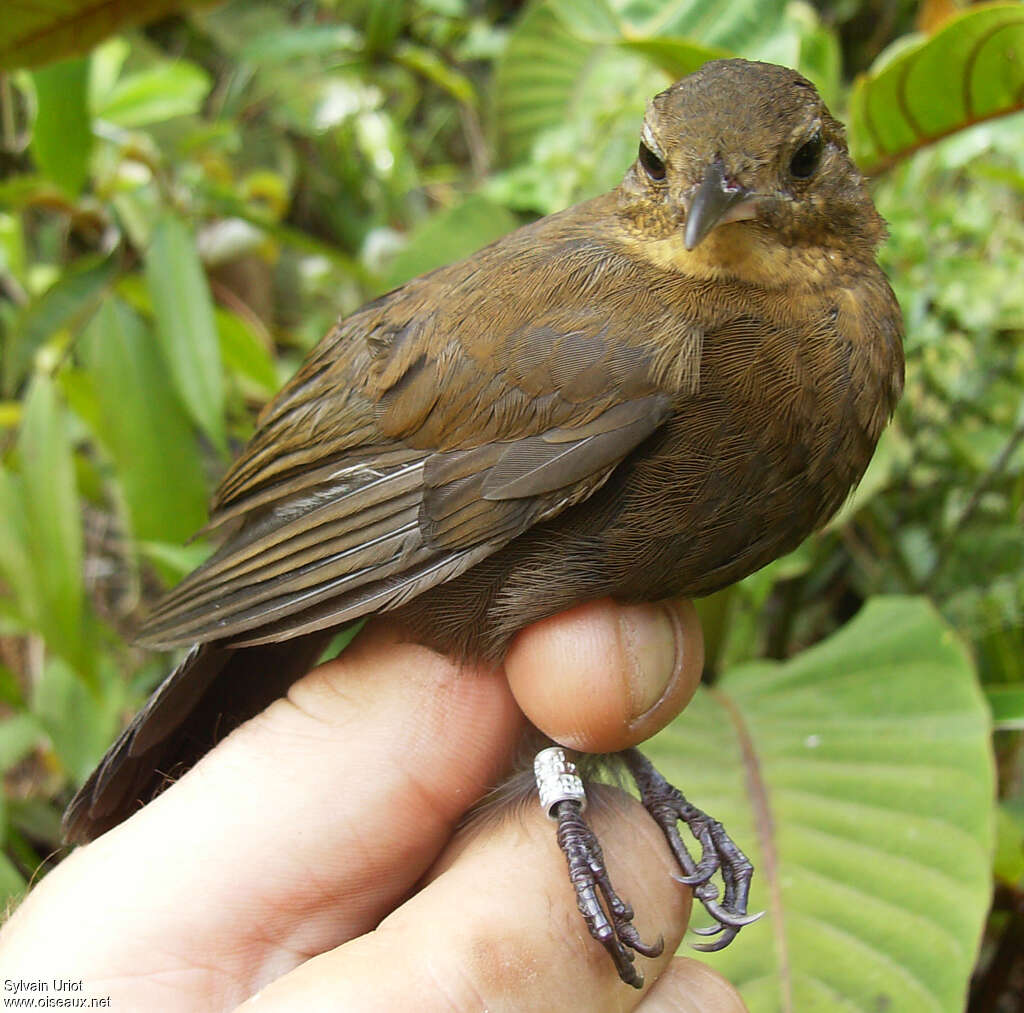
[602,270,902,599]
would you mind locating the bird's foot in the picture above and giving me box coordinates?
[623,747,762,950]
[552,797,664,988]
[535,747,663,988]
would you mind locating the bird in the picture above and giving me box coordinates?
[63,58,904,988]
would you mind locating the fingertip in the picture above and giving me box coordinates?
[638,957,749,1012]
[504,598,703,753]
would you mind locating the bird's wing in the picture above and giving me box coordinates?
[138,221,691,649]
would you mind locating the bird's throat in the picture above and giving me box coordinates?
[623,224,840,289]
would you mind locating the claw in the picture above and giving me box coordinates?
[693,927,740,952]
[625,932,665,959]
[623,748,760,956]
[691,923,725,937]
[704,903,765,929]
[674,865,716,886]
[616,915,664,958]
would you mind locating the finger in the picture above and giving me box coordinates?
[5,625,524,1008]
[504,598,703,753]
[636,957,749,1012]
[235,788,692,1013]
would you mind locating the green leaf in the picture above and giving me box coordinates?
[138,540,213,582]
[494,1,598,162]
[0,662,25,708]
[0,852,26,909]
[993,803,1024,886]
[383,194,519,289]
[0,714,43,771]
[494,0,789,165]
[29,57,93,197]
[619,1,837,100]
[95,60,212,128]
[393,43,477,105]
[145,215,227,455]
[88,37,130,110]
[789,1,841,110]
[31,655,123,784]
[364,0,406,54]
[239,24,362,63]
[0,467,36,627]
[17,375,91,681]
[648,597,993,1012]
[548,0,620,41]
[216,308,278,396]
[81,299,208,544]
[3,253,119,395]
[985,684,1024,730]
[849,3,1024,174]
[0,212,27,282]
[618,36,730,79]
[7,797,64,845]
[630,0,787,51]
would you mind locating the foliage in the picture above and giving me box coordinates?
[0,0,1021,1008]
[848,3,1024,173]
[650,597,993,1012]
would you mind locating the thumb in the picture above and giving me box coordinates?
[503,598,704,753]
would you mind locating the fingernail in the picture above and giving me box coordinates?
[619,603,681,721]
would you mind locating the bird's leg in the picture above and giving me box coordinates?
[534,748,664,989]
[622,747,762,950]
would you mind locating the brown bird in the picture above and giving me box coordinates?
[64,59,903,987]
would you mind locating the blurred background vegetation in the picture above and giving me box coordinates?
[0,0,1022,1009]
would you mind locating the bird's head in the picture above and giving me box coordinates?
[619,59,885,265]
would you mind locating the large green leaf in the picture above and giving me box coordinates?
[849,4,1024,174]
[29,57,93,196]
[648,596,993,1012]
[494,0,832,172]
[619,2,842,109]
[610,0,787,49]
[80,299,208,544]
[496,0,713,165]
[494,1,598,164]
[145,215,227,455]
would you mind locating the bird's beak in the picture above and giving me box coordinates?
[684,160,757,251]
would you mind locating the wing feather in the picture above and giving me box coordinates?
[229,544,500,647]
[139,398,670,649]
[137,205,695,650]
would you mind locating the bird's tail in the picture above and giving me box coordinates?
[62,632,331,844]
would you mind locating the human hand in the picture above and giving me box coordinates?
[0,599,747,1012]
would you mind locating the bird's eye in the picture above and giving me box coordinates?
[638,142,666,181]
[789,132,823,179]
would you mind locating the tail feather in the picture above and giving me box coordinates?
[63,632,331,844]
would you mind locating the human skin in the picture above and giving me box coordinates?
[0,598,748,1013]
